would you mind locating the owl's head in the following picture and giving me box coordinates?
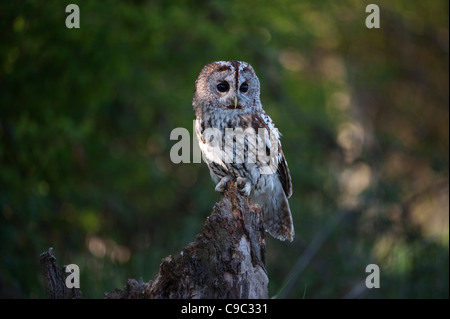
[193,61,261,116]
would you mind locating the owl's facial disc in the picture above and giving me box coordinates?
[213,76,239,109]
[214,79,249,110]
[194,61,260,113]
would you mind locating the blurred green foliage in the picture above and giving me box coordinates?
[0,0,448,298]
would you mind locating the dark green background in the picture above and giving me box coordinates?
[1,0,448,298]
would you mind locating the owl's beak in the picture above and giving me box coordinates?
[234,96,238,108]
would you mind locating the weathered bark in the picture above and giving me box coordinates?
[39,247,82,299]
[41,181,268,299]
[107,181,268,299]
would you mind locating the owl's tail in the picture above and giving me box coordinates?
[253,181,295,242]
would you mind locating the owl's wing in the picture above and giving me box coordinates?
[277,149,293,198]
[259,112,293,199]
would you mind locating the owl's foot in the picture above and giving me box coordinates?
[215,176,232,193]
[237,177,252,197]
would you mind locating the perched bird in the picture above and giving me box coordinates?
[193,61,294,241]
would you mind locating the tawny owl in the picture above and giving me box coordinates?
[193,61,294,242]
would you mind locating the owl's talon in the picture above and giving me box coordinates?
[237,177,252,197]
[215,176,232,193]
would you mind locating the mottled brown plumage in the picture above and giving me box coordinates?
[193,61,294,241]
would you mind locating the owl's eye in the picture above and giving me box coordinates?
[217,82,230,93]
[240,83,249,93]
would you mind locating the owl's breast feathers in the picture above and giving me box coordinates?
[196,111,292,199]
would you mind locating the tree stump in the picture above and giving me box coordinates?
[41,181,268,299]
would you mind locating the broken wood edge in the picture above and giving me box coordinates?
[39,247,82,299]
[40,181,268,299]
